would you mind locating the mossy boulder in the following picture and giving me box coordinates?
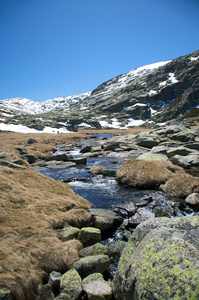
[60,269,82,299]
[78,227,101,246]
[73,255,110,278]
[79,242,108,257]
[113,216,199,300]
[58,226,80,241]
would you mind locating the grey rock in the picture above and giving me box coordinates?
[73,255,110,278]
[0,161,26,169]
[48,271,61,287]
[185,193,199,209]
[37,284,54,300]
[89,209,123,231]
[21,153,36,164]
[137,152,169,161]
[79,242,108,257]
[0,152,13,159]
[45,153,68,162]
[113,216,199,300]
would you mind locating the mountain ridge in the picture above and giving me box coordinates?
[0,50,199,131]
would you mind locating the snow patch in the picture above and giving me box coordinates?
[149,89,158,96]
[190,56,199,61]
[0,122,73,134]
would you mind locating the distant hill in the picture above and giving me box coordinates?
[0,50,198,131]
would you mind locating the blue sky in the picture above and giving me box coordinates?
[0,0,199,102]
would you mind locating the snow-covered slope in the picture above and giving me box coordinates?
[0,92,91,116]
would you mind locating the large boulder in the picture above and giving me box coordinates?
[113,216,199,300]
[116,158,184,189]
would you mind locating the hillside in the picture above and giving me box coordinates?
[0,50,198,132]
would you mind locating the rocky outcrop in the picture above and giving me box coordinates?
[113,216,199,300]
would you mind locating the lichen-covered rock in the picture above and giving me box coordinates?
[60,269,82,299]
[79,242,108,257]
[21,153,36,164]
[0,152,13,159]
[89,209,123,231]
[108,241,127,260]
[0,288,13,300]
[173,154,199,168]
[137,152,169,161]
[73,255,110,278]
[78,227,101,246]
[58,226,80,241]
[45,153,69,162]
[113,216,199,300]
[185,193,199,209]
[82,273,112,300]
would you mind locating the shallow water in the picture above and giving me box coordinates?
[39,133,154,208]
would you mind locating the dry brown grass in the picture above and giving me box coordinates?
[0,131,94,299]
[161,174,199,199]
[116,158,186,189]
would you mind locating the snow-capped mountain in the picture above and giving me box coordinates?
[0,50,198,132]
[0,92,91,116]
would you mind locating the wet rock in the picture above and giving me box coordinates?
[82,275,112,299]
[37,283,54,300]
[58,226,80,241]
[91,146,102,152]
[103,169,116,177]
[60,269,82,299]
[113,216,199,300]
[185,193,199,210]
[112,203,137,218]
[80,145,92,153]
[73,255,110,278]
[70,157,87,165]
[135,196,153,208]
[45,161,76,169]
[137,152,169,161]
[45,153,69,162]
[48,271,61,288]
[89,209,123,232]
[128,208,154,228]
[0,152,13,159]
[78,227,101,246]
[79,242,108,257]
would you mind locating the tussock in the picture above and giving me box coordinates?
[116,158,184,189]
